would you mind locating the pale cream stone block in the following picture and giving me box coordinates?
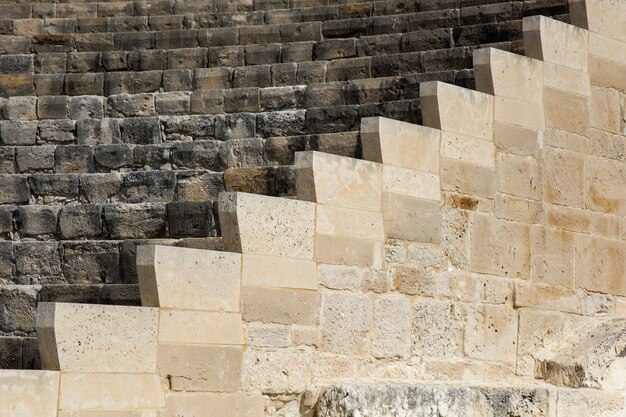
[573,0,626,41]
[241,286,319,325]
[441,131,495,167]
[294,151,382,212]
[243,348,312,393]
[158,344,242,392]
[555,388,625,417]
[291,325,320,347]
[584,156,625,215]
[474,47,543,104]
[60,412,157,417]
[493,121,542,157]
[0,370,59,417]
[316,234,383,269]
[420,81,494,140]
[242,254,317,290]
[468,213,531,279]
[320,291,373,354]
[590,86,621,133]
[383,165,440,201]
[422,358,513,384]
[159,310,244,345]
[495,193,542,224]
[531,226,576,288]
[589,31,626,67]
[219,192,315,259]
[162,393,264,417]
[544,128,589,154]
[544,204,592,234]
[137,245,241,312]
[588,53,626,92]
[544,147,584,207]
[360,116,440,172]
[317,263,384,292]
[543,62,590,97]
[382,192,442,243]
[497,153,542,200]
[316,204,385,241]
[412,300,463,358]
[494,96,544,131]
[37,302,158,373]
[514,282,581,314]
[589,128,624,161]
[464,305,517,364]
[523,15,588,71]
[544,87,590,136]
[246,323,290,348]
[59,373,165,410]
[576,234,626,296]
[312,353,359,382]
[372,295,410,359]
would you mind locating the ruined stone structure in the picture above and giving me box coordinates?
[0,0,624,415]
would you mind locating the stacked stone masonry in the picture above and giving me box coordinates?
[0,0,625,416]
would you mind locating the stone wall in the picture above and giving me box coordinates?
[0,0,624,416]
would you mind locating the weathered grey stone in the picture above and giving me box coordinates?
[0,175,30,203]
[62,241,121,284]
[0,206,14,239]
[194,67,231,90]
[163,115,215,140]
[15,206,60,238]
[64,73,104,96]
[224,88,260,113]
[58,205,103,240]
[104,203,167,239]
[218,138,266,168]
[0,286,40,334]
[163,69,193,92]
[167,201,217,238]
[171,140,221,170]
[0,55,33,75]
[16,146,55,173]
[29,174,80,201]
[69,95,105,120]
[35,74,64,96]
[80,173,122,203]
[95,144,134,170]
[37,96,70,120]
[257,110,306,137]
[215,113,256,140]
[0,336,23,368]
[155,91,191,114]
[38,120,76,144]
[3,97,37,121]
[134,144,170,169]
[54,145,95,173]
[175,171,225,202]
[167,47,206,69]
[76,118,121,145]
[123,171,176,203]
[119,117,162,144]
[317,384,550,417]
[15,242,63,284]
[0,121,38,146]
[107,93,155,118]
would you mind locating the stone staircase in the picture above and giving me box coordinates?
[0,0,625,415]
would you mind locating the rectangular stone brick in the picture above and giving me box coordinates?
[494,96,545,131]
[543,87,590,135]
[317,204,384,241]
[576,235,625,296]
[464,304,517,364]
[161,393,264,417]
[242,254,317,290]
[441,131,495,168]
[316,234,383,269]
[159,310,244,345]
[242,286,318,325]
[0,370,59,417]
[383,192,441,243]
[383,165,440,202]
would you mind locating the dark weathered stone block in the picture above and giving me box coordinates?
[54,145,95,173]
[62,241,121,284]
[124,171,177,203]
[104,203,167,239]
[119,117,162,144]
[167,201,217,238]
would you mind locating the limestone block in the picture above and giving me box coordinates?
[494,96,544,131]
[420,81,493,140]
[136,245,241,312]
[242,254,317,290]
[515,282,581,314]
[441,131,495,168]
[468,213,531,279]
[576,234,626,296]
[493,122,542,157]
[495,194,542,224]
[242,286,318,325]
[158,344,242,392]
[243,348,311,394]
[464,305,517,364]
[294,151,382,212]
[162,393,264,417]
[312,352,359,383]
[544,128,589,154]
[544,87,590,136]
[531,226,576,288]
[372,295,410,359]
[590,87,621,133]
[320,291,373,354]
[316,234,383,269]
[159,310,244,345]
[440,158,496,199]
[59,373,164,410]
[246,323,290,348]
[383,165,440,201]
[474,48,543,105]
[219,192,315,259]
[382,192,441,243]
[497,153,542,200]
[412,300,463,358]
[37,302,158,373]
[587,32,626,91]
[555,388,625,417]
[544,147,584,207]
[523,16,588,71]
[360,117,440,172]
[0,370,59,417]
[59,412,157,417]
[292,325,320,348]
[317,263,386,292]
[317,204,384,241]
[543,62,590,97]
[545,204,592,234]
[584,156,625,215]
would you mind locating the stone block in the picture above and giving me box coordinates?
[320,291,372,354]
[514,282,580,314]
[412,300,463,357]
[383,165,441,202]
[464,304,518,364]
[155,91,191,115]
[136,245,241,312]
[361,117,440,172]
[208,46,244,68]
[469,213,531,279]
[295,151,382,212]
[242,286,318,325]
[161,393,264,417]
[543,87,589,135]
[167,201,217,238]
[494,96,545,131]
[441,131,495,168]
[544,147,584,207]
[16,145,55,172]
[3,96,37,121]
[523,15,588,71]
[543,61,590,97]
[55,145,95,173]
[58,205,103,240]
[584,156,624,215]
[383,192,442,243]
[59,373,164,410]
[242,254,317,290]
[576,235,625,296]
[372,295,410,359]
[194,67,231,90]
[420,81,493,140]
[15,206,59,238]
[497,153,542,200]
[159,310,244,345]
[119,117,162,145]
[104,203,167,239]
[158,344,242,392]
[0,175,30,204]
[474,47,543,104]
[317,204,384,241]
[316,234,383,269]
[37,96,69,120]
[218,192,315,259]
[0,285,39,333]
[62,241,121,285]
[0,370,59,417]
[247,323,290,348]
[243,348,311,394]
[37,302,158,373]
[0,74,35,97]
